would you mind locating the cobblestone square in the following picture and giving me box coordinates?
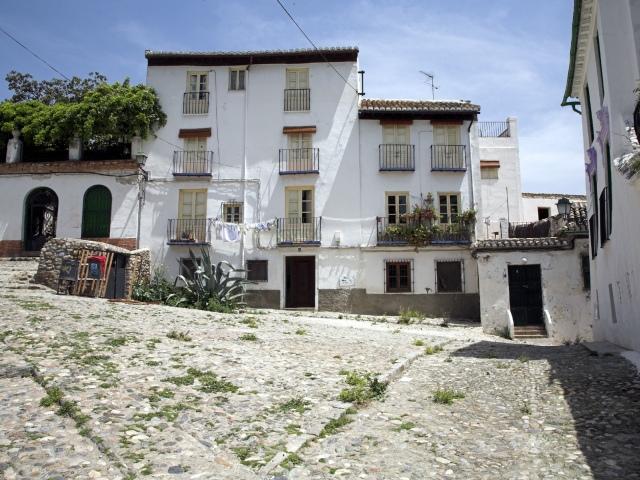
[1,260,639,479]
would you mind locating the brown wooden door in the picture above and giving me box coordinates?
[285,256,315,308]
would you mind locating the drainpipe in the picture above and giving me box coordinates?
[467,118,476,208]
[240,58,252,269]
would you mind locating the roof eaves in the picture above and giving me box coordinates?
[562,0,584,107]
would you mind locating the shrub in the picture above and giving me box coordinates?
[132,266,177,303]
[433,388,465,405]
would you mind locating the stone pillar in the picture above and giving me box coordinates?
[130,135,143,159]
[68,135,83,161]
[5,130,23,164]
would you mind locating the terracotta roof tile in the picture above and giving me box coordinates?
[473,237,572,251]
[359,98,480,114]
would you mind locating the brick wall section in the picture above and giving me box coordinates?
[0,240,23,257]
[0,159,139,175]
[83,238,137,250]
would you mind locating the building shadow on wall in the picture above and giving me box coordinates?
[451,341,640,479]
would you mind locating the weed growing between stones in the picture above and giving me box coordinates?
[277,397,311,414]
[517,355,529,363]
[295,328,307,335]
[395,421,416,431]
[424,345,444,355]
[398,308,424,324]
[163,367,238,393]
[432,388,465,405]
[319,410,355,437]
[338,370,388,405]
[280,452,303,469]
[285,423,302,435]
[166,330,192,342]
[17,300,54,311]
[240,333,258,341]
[520,401,532,415]
[241,317,259,328]
[104,336,128,347]
[413,339,425,346]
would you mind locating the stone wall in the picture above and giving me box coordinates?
[245,290,280,309]
[0,240,24,258]
[34,238,150,299]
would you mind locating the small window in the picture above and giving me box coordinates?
[386,192,409,225]
[438,193,460,224]
[589,214,598,259]
[229,68,246,91]
[247,260,268,282]
[436,260,463,293]
[481,167,499,179]
[385,261,412,293]
[223,202,243,223]
[537,207,550,220]
[581,255,591,291]
[187,72,208,94]
[179,257,202,279]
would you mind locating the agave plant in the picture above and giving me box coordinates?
[168,248,251,311]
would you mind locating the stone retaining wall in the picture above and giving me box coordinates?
[34,238,150,299]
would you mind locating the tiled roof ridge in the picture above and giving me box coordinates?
[522,192,587,199]
[145,46,358,57]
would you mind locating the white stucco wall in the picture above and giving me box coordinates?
[0,175,139,243]
[571,0,640,351]
[476,241,593,343]
[477,118,523,239]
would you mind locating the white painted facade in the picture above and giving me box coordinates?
[477,118,523,239]
[564,0,640,351]
[521,193,587,223]
[476,240,593,343]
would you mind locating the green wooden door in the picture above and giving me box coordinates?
[82,186,112,238]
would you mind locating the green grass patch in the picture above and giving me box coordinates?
[424,345,444,355]
[398,308,423,324]
[167,330,192,342]
[40,386,63,407]
[320,412,353,437]
[280,452,303,469]
[240,317,259,328]
[338,370,387,405]
[163,368,238,393]
[395,421,416,431]
[432,388,465,405]
[413,339,425,346]
[239,333,257,341]
[295,328,307,335]
[278,397,311,414]
[104,336,128,347]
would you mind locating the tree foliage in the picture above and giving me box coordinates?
[5,70,107,104]
[0,72,166,147]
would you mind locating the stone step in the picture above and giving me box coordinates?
[513,325,547,338]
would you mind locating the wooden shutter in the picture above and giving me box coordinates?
[82,186,112,238]
[179,190,207,220]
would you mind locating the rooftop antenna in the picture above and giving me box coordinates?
[419,71,439,100]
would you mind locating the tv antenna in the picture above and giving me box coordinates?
[419,71,439,100]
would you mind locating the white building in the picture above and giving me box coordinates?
[141,48,494,317]
[562,0,640,351]
[521,192,587,223]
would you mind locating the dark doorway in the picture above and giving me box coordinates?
[24,188,58,251]
[285,256,315,308]
[106,254,127,299]
[508,265,543,325]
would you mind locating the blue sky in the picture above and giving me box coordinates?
[0,0,585,194]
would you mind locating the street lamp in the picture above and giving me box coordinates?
[556,197,571,219]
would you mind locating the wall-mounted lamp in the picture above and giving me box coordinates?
[556,197,571,219]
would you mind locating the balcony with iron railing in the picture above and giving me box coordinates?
[276,217,321,245]
[431,145,466,171]
[167,218,211,245]
[478,121,511,138]
[379,144,415,171]
[284,88,310,112]
[279,148,319,174]
[183,91,210,115]
[376,217,472,246]
[173,151,214,176]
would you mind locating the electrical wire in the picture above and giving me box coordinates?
[273,0,359,94]
[0,25,70,80]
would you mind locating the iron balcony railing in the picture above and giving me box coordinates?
[508,221,551,238]
[183,91,210,114]
[167,218,211,245]
[173,151,214,176]
[284,88,310,111]
[276,217,321,245]
[379,144,415,171]
[431,145,466,171]
[279,148,319,174]
[478,121,511,138]
[376,217,472,246]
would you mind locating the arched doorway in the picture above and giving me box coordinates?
[24,188,58,251]
[82,185,112,238]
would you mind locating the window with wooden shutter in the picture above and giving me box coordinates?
[438,193,460,224]
[247,260,268,281]
[82,185,112,238]
[177,189,208,243]
[436,260,463,293]
[385,261,412,293]
[434,125,460,145]
[286,68,309,89]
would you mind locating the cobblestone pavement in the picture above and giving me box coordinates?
[1,259,639,480]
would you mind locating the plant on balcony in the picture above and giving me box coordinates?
[168,247,251,312]
[459,208,477,225]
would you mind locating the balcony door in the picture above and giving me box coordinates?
[285,68,309,111]
[187,72,208,99]
[287,133,312,171]
[183,137,207,174]
[434,125,460,146]
[177,189,207,243]
[286,68,309,90]
[382,125,410,168]
[285,187,314,242]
